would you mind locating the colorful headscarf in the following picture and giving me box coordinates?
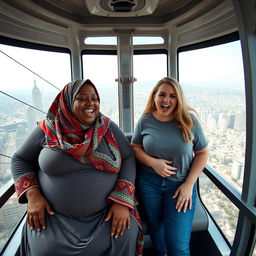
[38,79,121,173]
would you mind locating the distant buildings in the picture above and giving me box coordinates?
[0,198,26,230]
[206,111,245,132]
[0,197,26,252]
[234,111,245,130]
[231,160,244,181]
[0,121,26,132]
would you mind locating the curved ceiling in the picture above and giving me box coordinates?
[2,0,225,27]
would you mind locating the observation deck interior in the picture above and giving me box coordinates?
[0,0,255,255]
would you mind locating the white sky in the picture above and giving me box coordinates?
[0,45,71,91]
[0,40,245,92]
[179,41,244,88]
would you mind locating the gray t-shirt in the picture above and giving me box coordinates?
[132,113,208,182]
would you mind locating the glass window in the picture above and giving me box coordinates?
[133,53,167,125]
[133,36,164,45]
[0,92,43,158]
[82,54,119,125]
[199,173,238,245]
[84,36,164,45]
[0,43,71,252]
[178,40,246,193]
[0,44,71,90]
[84,37,117,45]
[0,44,71,188]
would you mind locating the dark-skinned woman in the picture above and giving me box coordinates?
[11,79,143,256]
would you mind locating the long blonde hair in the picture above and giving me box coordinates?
[143,77,197,143]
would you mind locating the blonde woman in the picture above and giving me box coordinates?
[131,77,208,256]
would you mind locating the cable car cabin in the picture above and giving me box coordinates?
[0,0,255,255]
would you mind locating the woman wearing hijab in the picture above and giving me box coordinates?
[11,79,143,256]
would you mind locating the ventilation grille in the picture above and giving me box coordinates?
[85,0,158,17]
[100,0,146,12]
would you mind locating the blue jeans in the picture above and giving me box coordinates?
[137,170,196,256]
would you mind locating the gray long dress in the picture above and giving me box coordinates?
[11,121,140,256]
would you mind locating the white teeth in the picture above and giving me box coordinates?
[162,105,170,107]
[84,110,93,113]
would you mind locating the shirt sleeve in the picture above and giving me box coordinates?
[191,114,208,151]
[107,121,137,208]
[107,121,142,229]
[11,126,44,203]
[131,117,143,145]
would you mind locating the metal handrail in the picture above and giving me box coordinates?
[0,179,15,208]
[204,165,256,225]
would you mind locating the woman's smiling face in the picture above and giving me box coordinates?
[153,83,178,121]
[73,84,100,125]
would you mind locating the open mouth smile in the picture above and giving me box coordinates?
[161,104,170,110]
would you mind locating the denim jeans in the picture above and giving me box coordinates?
[137,170,196,256]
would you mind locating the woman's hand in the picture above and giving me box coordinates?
[26,187,54,232]
[152,158,177,177]
[173,148,208,213]
[172,182,193,213]
[105,203,130,238]
[131,143,177,177]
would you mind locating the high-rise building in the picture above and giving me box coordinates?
[227,114,235,129]
[231,160,244,181]
[219,118,228,132]
[234,111,245,131]
[207,114,217,132]
[32,79,43,110]
[15,123,27,150]
[26,106,36,132]
[218,113,228,132]
[32,78,44,121]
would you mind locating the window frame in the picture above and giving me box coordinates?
[177,31,256,254]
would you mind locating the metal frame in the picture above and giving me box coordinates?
[230,1,256,255]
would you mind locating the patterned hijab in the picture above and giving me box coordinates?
[38,79,121,173]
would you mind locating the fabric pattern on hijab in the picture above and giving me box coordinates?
[38,79,122,173]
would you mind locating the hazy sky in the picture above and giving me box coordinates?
[179,41,244,88]
[0,45,71,91]
[0,40,245,93]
